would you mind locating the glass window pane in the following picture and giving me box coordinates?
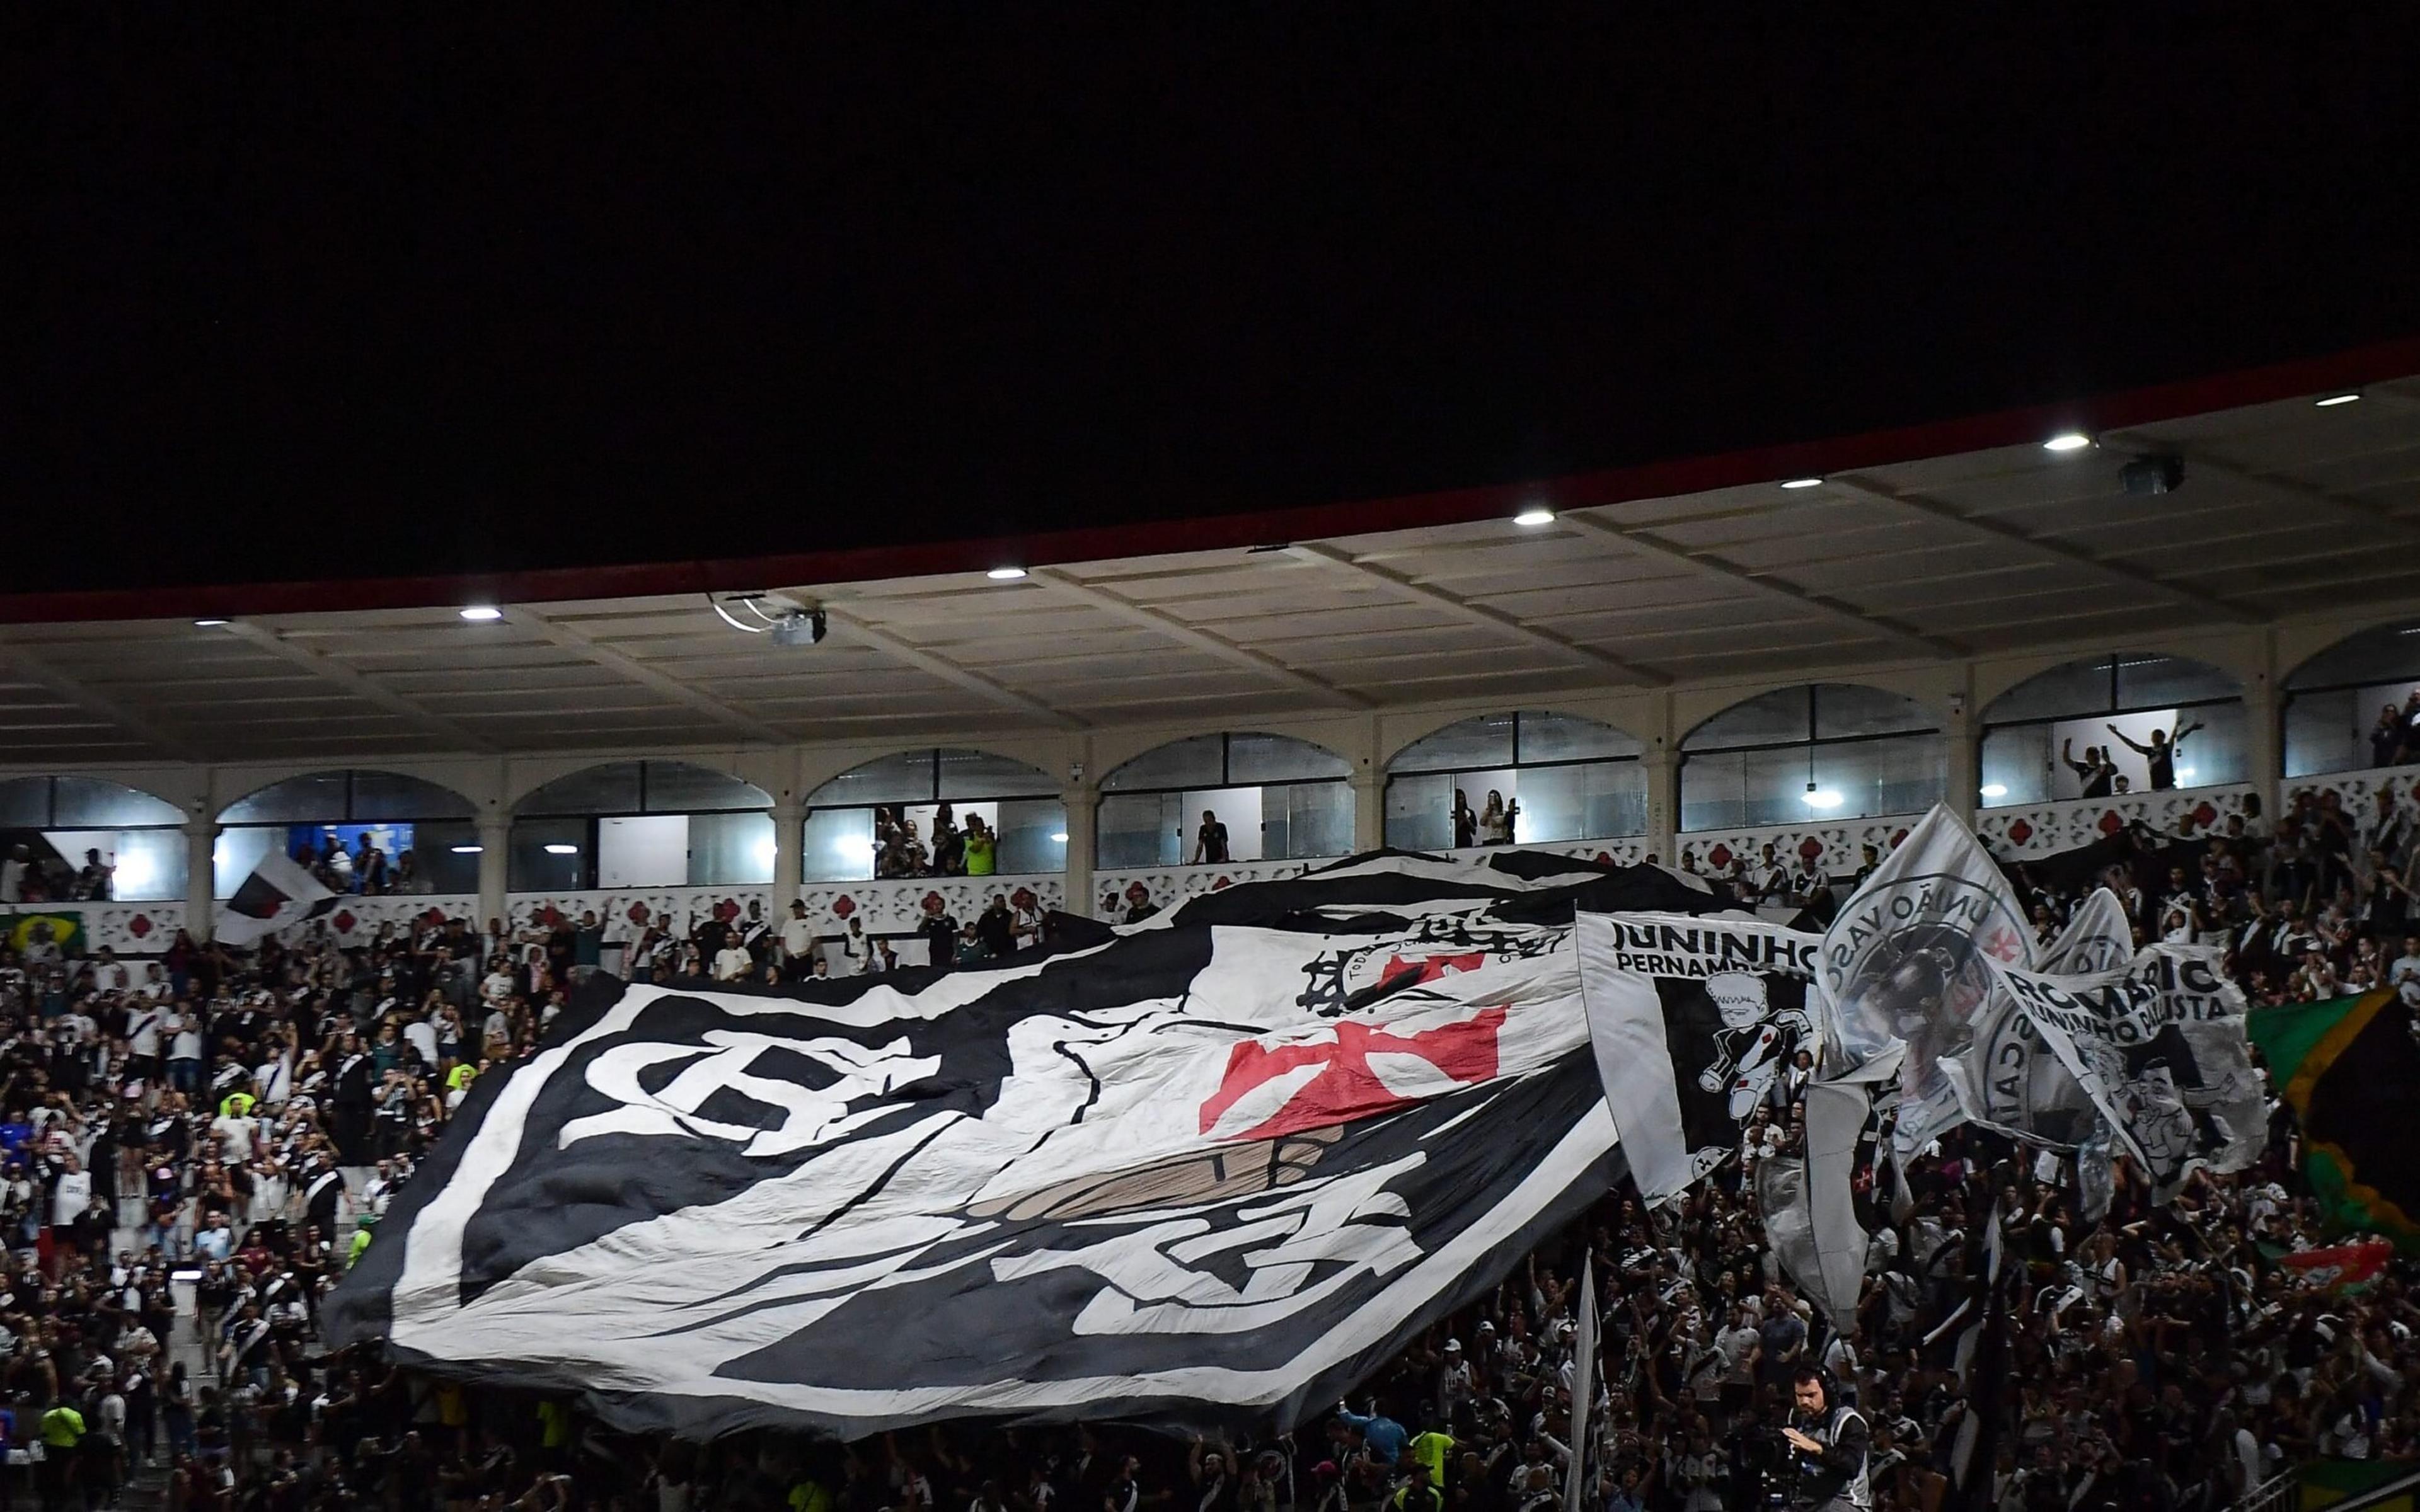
[516,764,645,817]
[1384,773,1455,850]
[219,772,350,825]
[2114,655,2237,709]
[809,751,938,808]
[1516,711,1641,763]
[1679,750,1748,832]
[1389,715,1515,775]
[1226,733,1349,784]
[0,779,50,828]
[410,820,481,895]
[508,817,589,891]
[597,815,689,888]
[1979,726,2053,806]
[993,797,1068,875]
[689,810,775,884]
[1813,684,1932,739]
[1103,736,1224,792]
[1097,792,1181,867]
[50,778,182,828]
[2286,622,2420,691]
[35,827,186,901]
[643,762,769,814]
[212,826,279,898]
[2284,689,2362,779]
[1814,733,1945,818]
[1683,688,1809,750]
[104,828,187,901]
[2164,702,2247,789]
[350,770,476,821]
[1984,658,2114,725]
[1267,782,1353,860]
[803,808,877,882]
[1518,762,1649,841]
[936,748,1056,799]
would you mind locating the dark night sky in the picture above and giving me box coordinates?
[13,11,2420,602]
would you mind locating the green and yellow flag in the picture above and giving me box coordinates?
[2249,991,2420,1252]
[0,912,83,954]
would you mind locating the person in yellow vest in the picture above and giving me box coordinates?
[37,1394,84,1512]
[347,1215,377,1269]
[217,1090,256,1120]
[536,1398,573,1472]
[788,1475,834,1512]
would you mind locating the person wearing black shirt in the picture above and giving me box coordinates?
[1194,811,1231,865]
[918,902,960,974]
[977,896,1017,960]
[1782,1368,1869,1512]
[2061,740,2118,798]
[2108,720,2202,793]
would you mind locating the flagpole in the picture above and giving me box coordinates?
[1564,1256,1597,1512]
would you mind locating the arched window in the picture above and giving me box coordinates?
[0,776,187,902]
[214,769,478,898]
[802,748,1064,882]
[1978,653,2244,805]
[1681,684,1942,830]
[509,760,772,891]
[1384,711,1645,850]
[1097,732,1351,868]
[2283,621,2420,777]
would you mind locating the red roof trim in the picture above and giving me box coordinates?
[10,335,2420,626]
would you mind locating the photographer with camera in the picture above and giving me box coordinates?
[1780,1366,1869,1512]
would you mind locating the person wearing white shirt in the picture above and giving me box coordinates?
[52,1155,93,1228]
[779,902,818,980]
[712,942,754,982]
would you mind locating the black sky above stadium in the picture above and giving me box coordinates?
[13,12,2420,605]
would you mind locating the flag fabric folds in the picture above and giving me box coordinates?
[328,850,1723,1439]
[1814,805,2034,1154]
[1563,1257,1598,1512]
[215,850,338,946]
[2249,990,2420,1251]
[1573,914,1819,1203]
[1985,944,2262,1198]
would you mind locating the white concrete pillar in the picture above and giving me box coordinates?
[2245,677,2280,797]
[769,798,804,912]
[1647,745,1680,862]
[1352,769,1385,853]
[476,816,511,934]
[1944,694,1980,824]
[1062,781,1097,919]
[183,816,219,941]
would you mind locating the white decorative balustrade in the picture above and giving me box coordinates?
[1974,782,2260,858]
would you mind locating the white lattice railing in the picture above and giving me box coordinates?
[509,874,1068,941]
[1975,781,2260,858]
[1094,837,1656,918]
[1671,813,1927,879]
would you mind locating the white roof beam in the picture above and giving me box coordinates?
[1282,542,1671,687]
[0,638,209,762]
[1822,474,2262,624]
[498,606,793,746]
[1554,510,1964,657]
[1028,568,1374,708]
[219,621,498,752]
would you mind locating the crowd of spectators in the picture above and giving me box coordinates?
[0,810,2404,1512]
[290,839,432,900]
[1,846,119,906]
[871,806,1003,880]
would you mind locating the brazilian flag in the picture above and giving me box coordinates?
[2249,991,2420,1252]
[1,912,83,954]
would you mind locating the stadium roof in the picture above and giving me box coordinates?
[4,350,2418,767]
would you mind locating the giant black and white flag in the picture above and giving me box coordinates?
[328,851,1721,1439]
[1944,888,2133,1150]
[1985,944,2262,1198]
[1574,914,1819,1203]
[214,850,338,947]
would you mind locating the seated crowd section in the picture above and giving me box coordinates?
[0,788,2411,1512]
